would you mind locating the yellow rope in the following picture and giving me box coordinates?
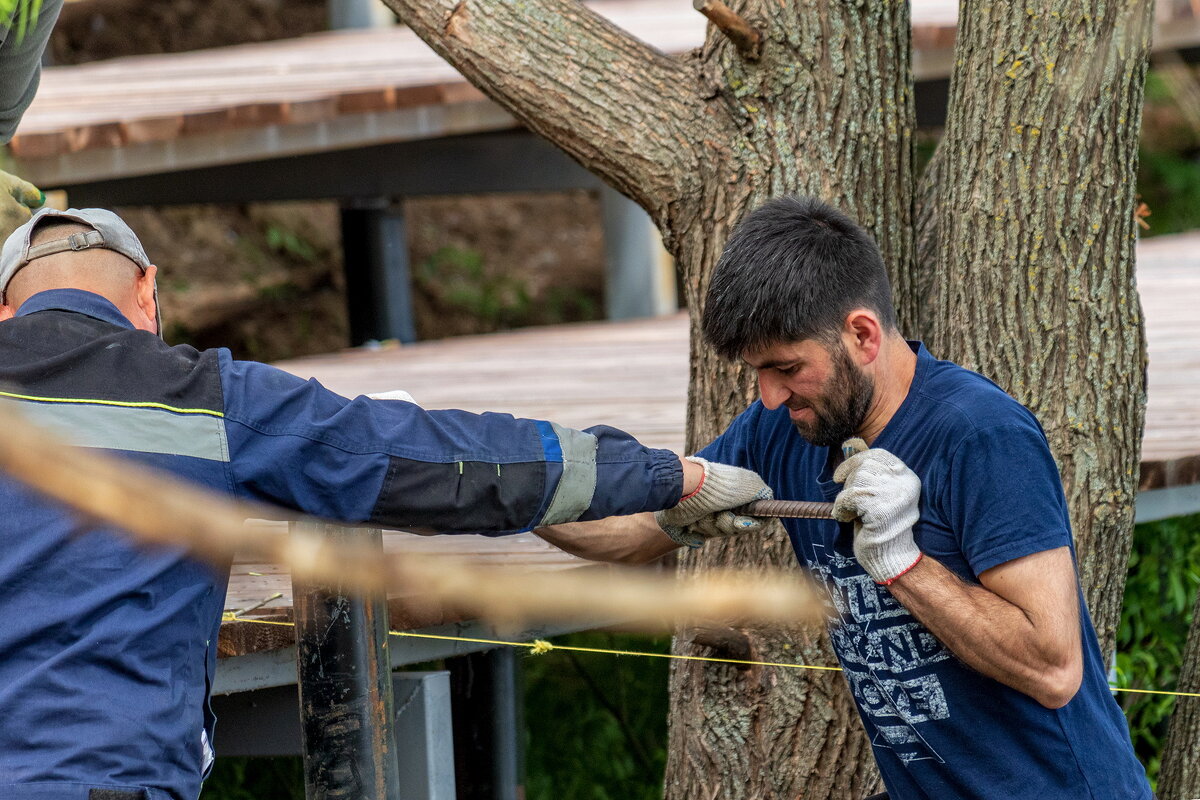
[220,613,1200,696]
[219,612,840,671]
[1109,686,1200,698]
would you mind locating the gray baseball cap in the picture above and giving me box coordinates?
[0,207,160,334]
[1,207,153,296]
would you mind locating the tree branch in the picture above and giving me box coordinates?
[693,0,761,61]
[380,0,706,219]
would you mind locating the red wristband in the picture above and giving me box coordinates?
[679,467,706,503]
[876,552,923,586]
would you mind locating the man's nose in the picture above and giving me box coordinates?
[758,373,788,410]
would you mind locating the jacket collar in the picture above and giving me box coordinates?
[14,289,135,330]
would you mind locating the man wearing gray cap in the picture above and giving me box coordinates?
[0,206,161,331]
[0,207,772,800]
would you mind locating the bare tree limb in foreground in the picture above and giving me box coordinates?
[0,401,821,629]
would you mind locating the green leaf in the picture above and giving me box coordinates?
[1116,513,1200,783]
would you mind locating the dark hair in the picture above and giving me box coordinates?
[701,196,898,359]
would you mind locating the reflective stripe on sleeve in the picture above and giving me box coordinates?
[538,422,598,525]
[12,399,230,462]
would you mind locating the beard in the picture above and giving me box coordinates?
[789,343,875,447]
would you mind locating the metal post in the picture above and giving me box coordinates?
[211,672,457,800]
[340,197,418,345]
[598,185,677,320]
[447,648,523,800]
[292,522,400,800]
[393,672,457,800]
[328,0,394,29]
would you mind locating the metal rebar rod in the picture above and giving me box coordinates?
[737,499,837,519]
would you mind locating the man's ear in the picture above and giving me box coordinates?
[843,308,883,364]
[134,264,159,334]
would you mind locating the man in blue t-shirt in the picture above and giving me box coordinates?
[538,196,1151,798]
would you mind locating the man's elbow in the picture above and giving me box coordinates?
[1036,658,1083,709]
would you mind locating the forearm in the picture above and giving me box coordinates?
[535,513,679,565]
[888,554,1082,708]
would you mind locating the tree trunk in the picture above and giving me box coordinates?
[663,2,916,796]
[1158,587,1200,798]
[921,0,1153,655]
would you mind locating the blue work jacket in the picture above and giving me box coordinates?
[0,289,683,800]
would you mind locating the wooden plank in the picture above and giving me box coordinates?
[120,115,183,144]
[336,87,396,115]
[8,131,68,158]
[229,102,290,128]
[393,84,448,110]
[64,121,124,152]
[439,82,488,105]
[181,108,235,136]
[285,97,338,126]
[13,0,1199,164]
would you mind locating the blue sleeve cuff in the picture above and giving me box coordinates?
[968,528,1074,575]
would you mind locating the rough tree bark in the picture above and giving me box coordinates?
[915,0,1153,656]
[379,0,1152,795]
[1158,586,1200,797]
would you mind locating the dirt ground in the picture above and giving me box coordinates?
[49,0,609,362]
[123,192,607,361]
[49,0,331,65]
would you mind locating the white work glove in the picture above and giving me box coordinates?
[833,439,923,585]
[655,457,774,548]
[0,169,44,243]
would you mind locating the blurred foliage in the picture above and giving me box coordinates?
[1115,513,1200,786]
[1137,149,1200,238]
[200,756,303,800]
[416,245,598,330]
[265,224,318,264]
[1145,69,1175,105]
[525,631,671,800]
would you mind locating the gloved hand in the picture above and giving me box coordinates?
[0,169,44,243]
[655,457,774,548]
[833,438,923,584]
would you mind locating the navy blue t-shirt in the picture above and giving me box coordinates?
[698,342,1150,800]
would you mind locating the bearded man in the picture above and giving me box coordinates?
[537,196,1151,799]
